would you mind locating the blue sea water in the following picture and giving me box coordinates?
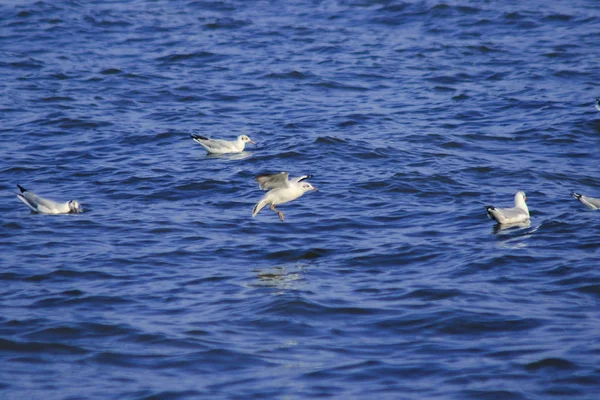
[1,0,600,399]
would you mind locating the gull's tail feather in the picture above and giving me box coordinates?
[252,199,269,217]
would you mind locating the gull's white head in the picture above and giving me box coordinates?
[238,135,256,145]
[301,182,318,192]
[515,191,527,203]
[68,200,82,213]
[514,191,529,214]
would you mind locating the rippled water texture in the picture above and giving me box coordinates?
[1,1,600,399]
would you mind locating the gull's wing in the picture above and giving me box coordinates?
[17,193,39,212]
[16,185,59,213]
[581,195,600,209]
[496,207,528,219]
[487,205,528,224]
[572,192,600,210]
[256,172,290,190]
[191,134,235,153]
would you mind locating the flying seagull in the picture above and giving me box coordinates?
[485,191,530,224]
[16,185,82,214]
[191,134,255,154]
[571,191,600,210]
[252,172,318,222]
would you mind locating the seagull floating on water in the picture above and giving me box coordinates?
[191,134,255,154]
[485,191,530,224]
[595,98,600,112]
[571,191,600,210]
[252,172,318,222]
[16,185,82,214]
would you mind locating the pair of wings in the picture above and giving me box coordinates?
[255,172,312,190]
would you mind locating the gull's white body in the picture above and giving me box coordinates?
[595,98,600,112]
[16,185,82,214]
[486,191,530,224]
[571,192,600,210]
[191,134,255,154]
[252,172,317,222]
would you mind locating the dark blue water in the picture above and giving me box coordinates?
[2,1,600,399]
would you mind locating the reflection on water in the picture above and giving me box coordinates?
[493,220,531,235]
[494,220,543,249]
[205,151,253,161]
[251,265,308,292]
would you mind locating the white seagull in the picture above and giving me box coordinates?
[595,98,600,112]
[191,134,255,154]
[571,191,600,210]
[16,185,82,214]
[252,172,318,222]
[485,191,530,224]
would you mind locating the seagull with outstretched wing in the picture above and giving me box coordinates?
[252,172,317,222]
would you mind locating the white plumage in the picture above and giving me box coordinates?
[485,191,530,224]
[16,185,82,214]
[191,134,255,154]
[252,172,318,222]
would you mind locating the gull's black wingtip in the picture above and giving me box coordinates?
[17,184,26,193]
[191,134,208,141]
[297,174,313,182]
[485,206,497,220]
[571,191,582,199]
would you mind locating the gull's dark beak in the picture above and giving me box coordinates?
[313,187,319,192]
[249,139,256,145]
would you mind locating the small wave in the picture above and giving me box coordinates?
[0,338,88,355]
[2,59,44,69]
[156,51,225,63]
[100,68,121,75]
[83,16,132,27]
[37,96,75,102]
[308,81,369,91]
[37,117,113,129]
[203,18,251,30]
[264,70,312,80]
[266,248,329,261]
[525,357,577,371]
[314,136,345,144]
[186,1,237,12]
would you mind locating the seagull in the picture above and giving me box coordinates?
[571,191,600,210]
[595,98,600,112]
[252,172,318,222]
[191,134,255,154]
[485,191,530,224]
[16,185,82,214]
